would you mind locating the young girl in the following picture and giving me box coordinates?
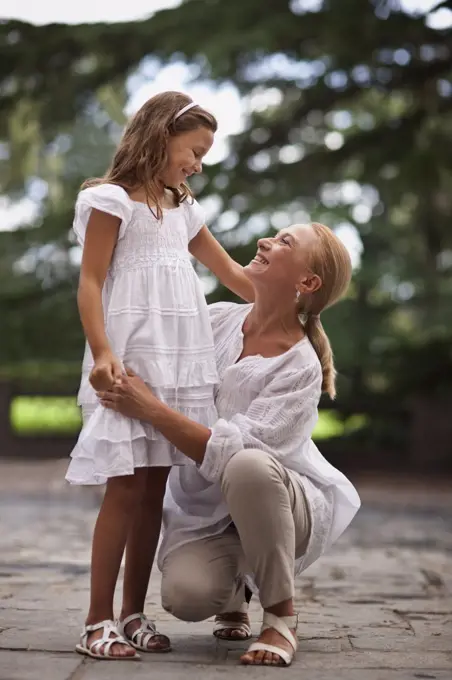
[66,91,254,660]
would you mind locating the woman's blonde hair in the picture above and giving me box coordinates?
[299,222,352,400]
[83,91,217,218]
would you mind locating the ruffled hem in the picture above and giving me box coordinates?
[66,407,147,484]
[77,357,218,405]
[66,402,218,485]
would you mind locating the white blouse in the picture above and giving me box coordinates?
[158,302,361,574]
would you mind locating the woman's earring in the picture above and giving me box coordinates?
[295,290,301,303]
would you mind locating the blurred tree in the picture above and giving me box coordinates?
[1,0,452,463]
[0,87,125,378]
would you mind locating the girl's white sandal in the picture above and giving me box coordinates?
[75,619,140,660]
[118,612,171,653]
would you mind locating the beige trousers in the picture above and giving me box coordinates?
[161,449,311,621]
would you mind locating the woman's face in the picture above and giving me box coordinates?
[162,127,214,187]
[245,223,321,296]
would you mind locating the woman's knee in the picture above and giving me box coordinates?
[161,564,229,622]
[221,449,281,494]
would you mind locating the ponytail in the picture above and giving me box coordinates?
[296,222,352,399]
[304,315,336,399]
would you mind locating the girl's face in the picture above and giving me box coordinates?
[162,127,214,187]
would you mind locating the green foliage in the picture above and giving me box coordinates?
[1,0,452,456]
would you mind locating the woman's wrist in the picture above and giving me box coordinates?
[142,391,162,423]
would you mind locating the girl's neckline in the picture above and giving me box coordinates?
[128,186,182,212]
[130,199,182,212]
[104,183,183,212]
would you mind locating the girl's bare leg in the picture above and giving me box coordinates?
[120,467,171,651]
[85,470,147,657]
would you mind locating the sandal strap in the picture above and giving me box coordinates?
[84,619,116,634]
[247,642,292,666]
[91,636,124,656]
[132,627,157,646]
[121,612,152,629]
[81,620,131,657]
[119,612,160,649]
[261,612,298,652]
[214,619,252,636]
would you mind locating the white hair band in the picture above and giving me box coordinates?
[174,102,199,120]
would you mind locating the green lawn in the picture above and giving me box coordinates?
[10,397,82,435]
[10,396,366,440]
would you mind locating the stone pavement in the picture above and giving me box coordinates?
[0,460,451,679]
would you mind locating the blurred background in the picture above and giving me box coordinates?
[1,0,452,475]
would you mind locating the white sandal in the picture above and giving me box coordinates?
[118,613,172,653]
[213,603,252,641]
[75,619,140,660]
[242,612,298,667]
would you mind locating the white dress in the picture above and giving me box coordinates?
[66,183,218,485]
[159,302,361,575]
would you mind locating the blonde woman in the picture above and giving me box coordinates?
[100,222,361,667]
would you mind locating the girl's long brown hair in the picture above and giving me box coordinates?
[83,91,217,219]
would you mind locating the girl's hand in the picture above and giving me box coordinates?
[97,368,156,421]
[89,351,123,391]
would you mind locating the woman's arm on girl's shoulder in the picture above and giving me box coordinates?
[77,209,123,387]
[189,226,255,302]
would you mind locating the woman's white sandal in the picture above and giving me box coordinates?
[75,619,140,660]
[242,612,298,667]
[214,619,252,641]
[118,613,172,653]
[213,602,252,641]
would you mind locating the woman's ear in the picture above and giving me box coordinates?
[298,273,322,294]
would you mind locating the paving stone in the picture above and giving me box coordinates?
[0,651,81,680]
[0,626,79,653]
[382,600,452,615]
[80,659,440,680]
[407,616,452,638]
[225,635,347,654]
[1,462,452,676]
[228,650,452,670]
[350,634,451,652]
[81,659,296,680]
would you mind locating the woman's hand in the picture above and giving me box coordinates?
[97,368,156,421]
[100,367,211,464]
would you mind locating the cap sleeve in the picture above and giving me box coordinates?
[73,184,134,246]
[185,198,206,241]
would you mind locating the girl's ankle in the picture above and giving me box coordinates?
[119,608,143,621]
[86,612,114,626]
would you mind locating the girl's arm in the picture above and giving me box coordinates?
[78,208,123,389]
[189,226,255,302]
